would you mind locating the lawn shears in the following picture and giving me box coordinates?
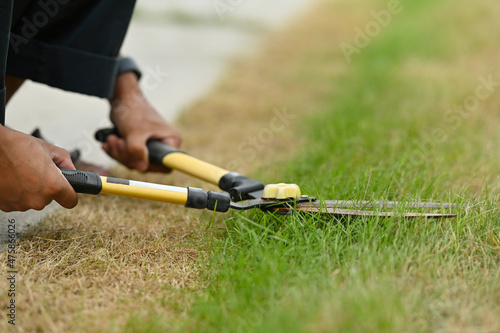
[60,128,457,218]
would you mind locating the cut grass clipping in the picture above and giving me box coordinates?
[2,0,500,332]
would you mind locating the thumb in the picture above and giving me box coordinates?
[41,141,79,208]
[54,169,79,209]
[40,139,76,170]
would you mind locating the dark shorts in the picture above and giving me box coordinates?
[1,0,137,124]
[0,0,14,124]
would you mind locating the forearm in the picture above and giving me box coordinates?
[110,55,144,105]
[108,71,176,139]
[111,71,141,101]
[109,71,146,124]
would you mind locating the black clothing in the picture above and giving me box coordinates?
[0,0,137,125]
[0,0,14,125]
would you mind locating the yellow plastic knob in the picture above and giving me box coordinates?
[262,183,301,200]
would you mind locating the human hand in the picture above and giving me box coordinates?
[103,73,182,173]
[0,126,78,212]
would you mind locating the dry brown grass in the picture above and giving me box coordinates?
[1,193,207,332]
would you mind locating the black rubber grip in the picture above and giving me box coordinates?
[219,172,264,201]
[95,127,120,143]
[186,187,208,209]
[207,191,231,212]
[95,127,183,165]
[146,140,183,165]
[186,187,231,213]
[61,169,102,195]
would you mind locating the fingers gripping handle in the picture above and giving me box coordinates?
[61,169,102,195]
[95,128,181,165]
[95,127,231,185]
[95,127,181,164]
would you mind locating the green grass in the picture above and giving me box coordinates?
[127,0,500,331]
[171,1,499,332]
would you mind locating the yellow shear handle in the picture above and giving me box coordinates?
[101,177,230,211]
[147,140,231,186]
[147,140,264,201]
[161,153,229,186]
[100,177,188,205]
[62,169,231,212]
